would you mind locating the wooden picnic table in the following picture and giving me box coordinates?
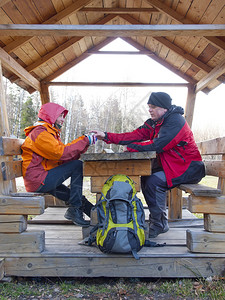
[81,151,156,195]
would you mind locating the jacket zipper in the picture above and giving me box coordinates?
[172,148,185,161]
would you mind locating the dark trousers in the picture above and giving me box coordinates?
[36,160,83,208]
[141,171,169,227]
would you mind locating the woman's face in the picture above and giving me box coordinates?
[55,113,65,128]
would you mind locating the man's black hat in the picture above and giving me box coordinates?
[148,92,172,109]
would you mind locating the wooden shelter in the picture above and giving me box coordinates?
[0,0,225,279]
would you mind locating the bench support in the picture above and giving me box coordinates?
[168,188,183,220]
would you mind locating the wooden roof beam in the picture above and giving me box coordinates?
[0,47,40,92]
[0,24,224,37]
[46,82,189,87]
[80,7,159,13]
[145,0,225,51]
[44,81,190,88]
[196,58,225,93]
[87,50,154,55]
[3,0,93,54]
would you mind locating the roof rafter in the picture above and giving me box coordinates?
[122,14,213,74]
[121,37,197,85]
[25,14,116,73]
[145,0,225,51]
[3,0,93,54]
[196,58,225,93]
[42,37,116,82]
[0,0,10,8]
[0,47,40,91]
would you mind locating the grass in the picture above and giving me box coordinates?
[0,276,225,299]
[199,175,218,189]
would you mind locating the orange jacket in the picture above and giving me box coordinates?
[21,103,89,192]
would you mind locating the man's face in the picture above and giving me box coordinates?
[148,104,167,121]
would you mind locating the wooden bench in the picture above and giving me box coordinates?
[174,137,225,253]
[0,136,46,253]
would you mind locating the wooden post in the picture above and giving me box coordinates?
[218,154,225,194]
[0,60,17,194]
[0,60,10,137]
[184,84,196,128]
[40,82,50,104]
[0,258,4,280]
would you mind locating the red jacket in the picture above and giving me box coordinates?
[21,103,89,192]
[104,106,205,188]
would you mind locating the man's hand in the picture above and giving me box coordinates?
[90,130,105,140]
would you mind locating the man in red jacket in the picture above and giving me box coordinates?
[22,102,95,227]
[92,92,205,238]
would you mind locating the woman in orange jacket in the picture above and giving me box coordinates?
[21,102,96,227]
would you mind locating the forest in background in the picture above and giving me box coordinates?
[4,79,144,153]
[4,78,224,153]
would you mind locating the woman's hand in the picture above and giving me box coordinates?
[90,130,105,140]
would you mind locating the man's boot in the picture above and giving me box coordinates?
[149,212,169,238]
[82,196,94,217]
[64,206,90,227]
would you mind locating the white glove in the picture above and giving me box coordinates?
[85,134,97,145]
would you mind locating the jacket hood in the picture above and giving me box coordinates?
[38,103,68,125]
[166,105,184,116]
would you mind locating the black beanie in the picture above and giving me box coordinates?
[148,92,172,109]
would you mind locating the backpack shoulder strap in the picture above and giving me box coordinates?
[87,224,98,246]
[132,250,140,260]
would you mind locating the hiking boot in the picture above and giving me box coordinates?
[82,196,94,217]
[64,207,90,227]
[149,223,169,238]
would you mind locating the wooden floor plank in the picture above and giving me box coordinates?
[29,207,196,224]
[4,255,225,278]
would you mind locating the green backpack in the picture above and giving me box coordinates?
[88,174,146,259]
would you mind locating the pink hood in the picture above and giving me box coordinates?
[38,103,68,125]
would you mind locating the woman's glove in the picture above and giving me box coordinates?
[85,134,97,145]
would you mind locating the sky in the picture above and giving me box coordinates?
[52,38,225,139]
